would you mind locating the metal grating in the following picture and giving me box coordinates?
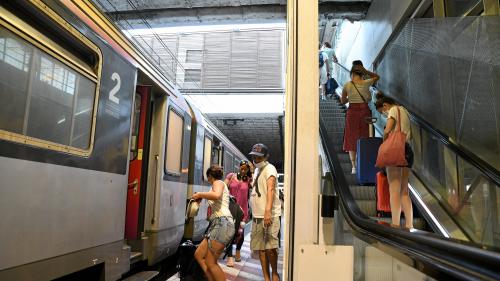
[377,16,500,170]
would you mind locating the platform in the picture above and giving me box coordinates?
[168,233,284,281]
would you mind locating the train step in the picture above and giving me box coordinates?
[122,271,159,281]
[130,251,142,261]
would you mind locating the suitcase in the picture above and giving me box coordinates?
[178,241,206,281]
[356,137,383,185]
[376,171,391,214]
[326,77,339,97]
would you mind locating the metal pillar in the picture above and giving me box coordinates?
[483,0,500,15]
[284,0,320,280]
[433,0,446,17]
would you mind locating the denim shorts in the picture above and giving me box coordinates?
[206,216,235,249]
[395,143,414,168]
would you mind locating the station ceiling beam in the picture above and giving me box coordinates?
[101,0,371,27]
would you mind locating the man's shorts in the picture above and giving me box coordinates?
[206,216,235,249]
[250,217,280,251]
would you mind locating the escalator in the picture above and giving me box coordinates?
[318,64,500,280]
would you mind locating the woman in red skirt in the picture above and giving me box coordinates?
[341,64,380,174]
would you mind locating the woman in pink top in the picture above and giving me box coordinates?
[224,160,252,266]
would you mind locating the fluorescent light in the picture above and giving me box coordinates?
[408,183,450,238]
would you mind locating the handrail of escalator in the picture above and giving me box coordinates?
[319,119,500,281]
[333,61,500,186]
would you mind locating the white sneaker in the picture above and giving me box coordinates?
[351,167,356,174]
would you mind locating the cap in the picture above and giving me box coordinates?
[186,199,199,218]
[249,143,269,157]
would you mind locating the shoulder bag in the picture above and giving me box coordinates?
[375,106,407,168]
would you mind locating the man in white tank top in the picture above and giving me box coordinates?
[249,143,281,281]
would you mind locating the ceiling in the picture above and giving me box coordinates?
[96,0,371,27]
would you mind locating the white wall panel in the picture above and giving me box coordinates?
[230,31,259,87]
[203,33,231,88]
[336,0,416,69]
[258,30,283,88]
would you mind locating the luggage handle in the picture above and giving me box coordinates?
[364,117,377,124]
[365,117,377,138]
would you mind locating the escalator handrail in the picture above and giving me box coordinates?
[333,61,500,186]
[407,111,500,187]
[319,119,500,281]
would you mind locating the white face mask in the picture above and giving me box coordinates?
[382,111,389,118]
[254,160,268,169]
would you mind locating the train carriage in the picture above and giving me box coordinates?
[0,1,247,280]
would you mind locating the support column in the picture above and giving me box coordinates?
[284,0,319,280]
[433,0,446,17]
[483,0,500,15]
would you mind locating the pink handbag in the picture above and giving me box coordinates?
[375,107,408,168]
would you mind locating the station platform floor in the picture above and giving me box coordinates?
[168,232,284,281]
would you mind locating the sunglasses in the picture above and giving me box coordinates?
[239,160,249,166]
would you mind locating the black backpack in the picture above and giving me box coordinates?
[228,196,244,234]
[319,52,324,68]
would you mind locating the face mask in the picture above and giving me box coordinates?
[254,161,268,169]
[382,111,389,118]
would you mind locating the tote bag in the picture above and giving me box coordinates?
[375,107,407,168]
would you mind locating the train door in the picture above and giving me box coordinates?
[126,85,151,240]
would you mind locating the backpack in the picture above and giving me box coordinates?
[223,195,244,255]
[228,196,244,233]
[319,52,324,68]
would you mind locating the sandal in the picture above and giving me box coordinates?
[226,257,235,267]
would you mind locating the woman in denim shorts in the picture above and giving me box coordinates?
[192,165,234,281]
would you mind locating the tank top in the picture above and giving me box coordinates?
[208,180,232,220]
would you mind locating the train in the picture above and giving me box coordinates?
[0,1,247,280]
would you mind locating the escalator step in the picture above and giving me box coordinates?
[350,185,376,200]
[344,174,358,185]
[356,200,377,217]
[374,217,426,230]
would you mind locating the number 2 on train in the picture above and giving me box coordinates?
[109,72,121,104]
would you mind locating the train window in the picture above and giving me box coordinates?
[165,109,184,175]
[203,137,212,181]
[130,93,141,160]
[0,25,98,153]
[224,151,233,175]
[0,6,101,156]
[234,157,239,172]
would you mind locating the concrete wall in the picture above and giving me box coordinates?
[335,0,418,69]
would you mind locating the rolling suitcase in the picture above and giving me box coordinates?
[178,241,206,281]
[376,171,391,214]
[356,137,383,185]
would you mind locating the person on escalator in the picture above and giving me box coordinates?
[319,48,330,100]
[375,94,414,230]
[321,42,339,98]
[340,64,380,174]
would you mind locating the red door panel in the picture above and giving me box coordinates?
[125,85,150,240]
